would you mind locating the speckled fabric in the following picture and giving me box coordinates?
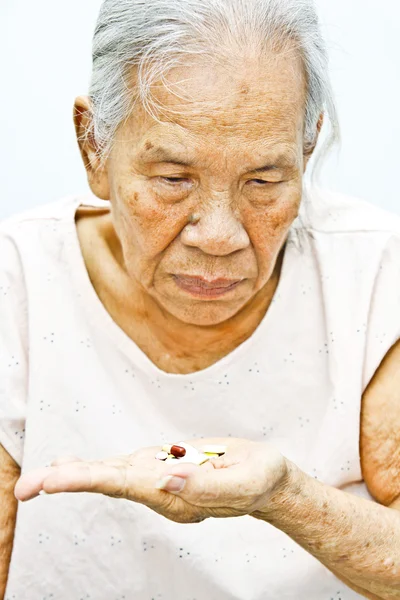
[2,190,400,599]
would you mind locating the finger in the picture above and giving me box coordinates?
[15,461,129,501]
[39,461,131,498]
[15,456,85,501]
[51,455,83,467]
[14,467,57,502]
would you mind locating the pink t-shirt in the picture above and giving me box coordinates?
[1,189,400,599]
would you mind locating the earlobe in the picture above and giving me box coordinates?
[73,95,110,200]
[316,112,324,135]
[303,112,325,172]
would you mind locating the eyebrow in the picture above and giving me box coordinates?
[250,154,297,172]
[139,145,296,171]
[138,146,194,167]
[252,164,279,173]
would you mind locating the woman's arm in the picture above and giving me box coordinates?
[0,445,19,600]
[252,339,400,600]
[329,500,400,600]
[254,463,400,600]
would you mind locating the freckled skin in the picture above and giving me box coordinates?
[74,50,318,373]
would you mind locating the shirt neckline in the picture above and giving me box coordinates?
[64,195,298,380]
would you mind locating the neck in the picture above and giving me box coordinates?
[135,262,281,367]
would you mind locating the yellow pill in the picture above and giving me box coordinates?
[201,445,227,455]
[197,454,211,465]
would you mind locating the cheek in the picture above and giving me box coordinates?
[115,186,189,256]
[242,187,301,262]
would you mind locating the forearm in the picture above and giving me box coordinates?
[254,461,400,600]
[0,504,16,600]
[0,446,20,600]
[329,566,385,600]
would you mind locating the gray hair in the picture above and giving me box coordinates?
[89,0,339,165]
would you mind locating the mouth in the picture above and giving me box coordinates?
[173,275,244,299]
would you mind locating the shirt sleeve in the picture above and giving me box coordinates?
[362,232,400,391]
[0,229,28,466]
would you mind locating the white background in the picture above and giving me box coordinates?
[1,0,399,218]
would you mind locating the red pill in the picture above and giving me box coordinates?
[170,445,186,458]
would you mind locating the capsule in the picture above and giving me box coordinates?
[171,445,186,458]
[162,444,187,458]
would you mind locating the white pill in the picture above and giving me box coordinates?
[178,453,210,466]
[176,442,199,455]
[165,457,179,464]
[155,451,169,461]
[201,445,227,455]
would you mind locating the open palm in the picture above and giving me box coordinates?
[15,438,288,524]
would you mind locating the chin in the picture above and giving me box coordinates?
[162,298,245,327]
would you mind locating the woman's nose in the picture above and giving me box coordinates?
[181,201,250,256]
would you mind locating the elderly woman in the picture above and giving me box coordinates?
[1,0,400,599]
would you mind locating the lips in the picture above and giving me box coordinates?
[173,275,244,298]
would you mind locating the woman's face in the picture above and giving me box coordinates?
[90,52,310,326]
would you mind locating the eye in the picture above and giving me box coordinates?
[160,177,190,184]
[248,179,271,185]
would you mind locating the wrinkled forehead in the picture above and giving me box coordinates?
[117,51,306,154]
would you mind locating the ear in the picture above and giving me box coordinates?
[303,112,324,172]
[73,96,110,200]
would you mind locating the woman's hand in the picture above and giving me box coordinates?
[14,438,289,524]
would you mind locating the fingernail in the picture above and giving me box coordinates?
[156,475,186,493]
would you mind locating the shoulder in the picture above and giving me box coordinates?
[298,187,400,236]
[0,193,106,313]
[0,193,99,239]
[293,188,400,286]
[0,193,105,267]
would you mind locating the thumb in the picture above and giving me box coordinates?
[156,463,199,494]
[155,461,241,506]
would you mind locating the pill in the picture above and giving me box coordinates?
[176,442,199,455]
[171,445,186,458]
[204,453,220,458]
[178,453,210,466]
[162,444,187,458]
[155,451,169,461]
[197,453,212,466]
[201,445,227,455]
[165,457,180,464]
